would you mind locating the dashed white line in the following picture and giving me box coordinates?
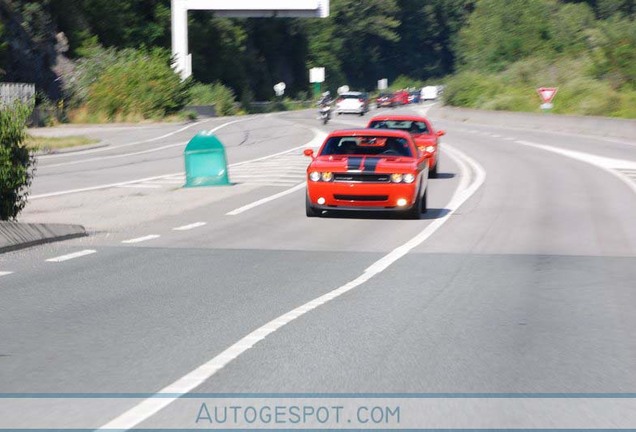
[226,183,306,216]
[121,235,161,244]
[0,271,13,277]
[46,250,97,263]
[172,222,207,231]
[98,142,485,431]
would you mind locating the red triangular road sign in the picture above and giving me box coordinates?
[537,87,558,103]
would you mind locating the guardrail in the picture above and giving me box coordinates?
[0,82,35,106]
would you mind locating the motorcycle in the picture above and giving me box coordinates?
[318,104,332,125]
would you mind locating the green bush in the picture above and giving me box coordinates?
[188,82,238,116]
[443,71,504,108]
[85,49,189,121]
[0,102,36,221]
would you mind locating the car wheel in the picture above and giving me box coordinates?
[404,189,422,219]
[429,162,438,178]
[421,189,428,213]
[306,194,320,218]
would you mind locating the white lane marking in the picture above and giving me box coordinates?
[172,222,207,231]
[38,119,219,160]
[226,183,306,216]
[515,140,636,196]
[98,143,485,431]
[30,173,183,200]
[46,250,97,263]
[41,142,187,169]
[121,235,160,244]
[30,126,325,200]
[117,184,163,189]
[0,271,13,277]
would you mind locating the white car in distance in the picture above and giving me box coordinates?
[335,92,369,116]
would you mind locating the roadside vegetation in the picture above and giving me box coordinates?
[445,0,636,117]
[1,0,634,120]
[0,102,35,220]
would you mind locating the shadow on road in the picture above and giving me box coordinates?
[433,172,455,179]
[320,208,451,221]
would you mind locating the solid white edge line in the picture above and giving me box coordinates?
[38,118,219,160]
[31,126,326,201]
[121,235,161,244]
[0,271,13,277]
[30,173,184,200]
[41,142,188,169]
[172,222,207,231]
[98,142,486,431]
[514,140,636,197]
[226,183,306,216]
[45,250,97,263]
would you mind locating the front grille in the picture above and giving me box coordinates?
[334,195,389,202]
[333,173,390,183]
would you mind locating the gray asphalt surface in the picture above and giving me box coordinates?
[1,104,636,428]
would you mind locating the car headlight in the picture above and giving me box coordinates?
[321,172,334,182]
[391,173,404,183]
[403,173,415,184]
[309,172,321,182]
[426,146,436,153]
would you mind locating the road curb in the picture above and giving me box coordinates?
[0,221,87,254]
[430,105,636,140]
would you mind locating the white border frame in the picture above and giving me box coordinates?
[172,0,329,79]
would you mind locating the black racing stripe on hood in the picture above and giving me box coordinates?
[363,157,380,172]
[347,157,364,171]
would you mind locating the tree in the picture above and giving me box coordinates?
[308,0,400,90]
[457,0,556,72]
[0,102,36,221]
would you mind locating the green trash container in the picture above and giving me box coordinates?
[184,132,230,187]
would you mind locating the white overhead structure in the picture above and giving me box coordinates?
[172,0,330,79]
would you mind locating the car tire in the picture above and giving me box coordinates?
[404,189,423,220]
[421,189,428,213]
[429,162,438,178]
[306,194,320,218]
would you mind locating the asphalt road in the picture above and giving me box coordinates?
[1,104,636,429]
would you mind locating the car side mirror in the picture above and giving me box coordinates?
[418,147,432,158]
[303,149,315,159]
[436,130,446,137]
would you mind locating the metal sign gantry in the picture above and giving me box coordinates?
[172,0,330,79]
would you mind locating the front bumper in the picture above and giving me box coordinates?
[336,108,365,114]
[307,181,418,210]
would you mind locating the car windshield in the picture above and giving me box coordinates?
[341,94,361,99]
[368,120,430,134]
[320,136,413,157]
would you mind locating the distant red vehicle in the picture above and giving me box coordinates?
[304,129,430,219]
[391,90,410,106]
[376,93,393,108]
[367,115,445,177]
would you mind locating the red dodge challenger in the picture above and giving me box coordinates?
[304,129,430,219]
[366,115,445,177]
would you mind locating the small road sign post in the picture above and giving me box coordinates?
[537,87,558,112]
[310,67,325,99]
